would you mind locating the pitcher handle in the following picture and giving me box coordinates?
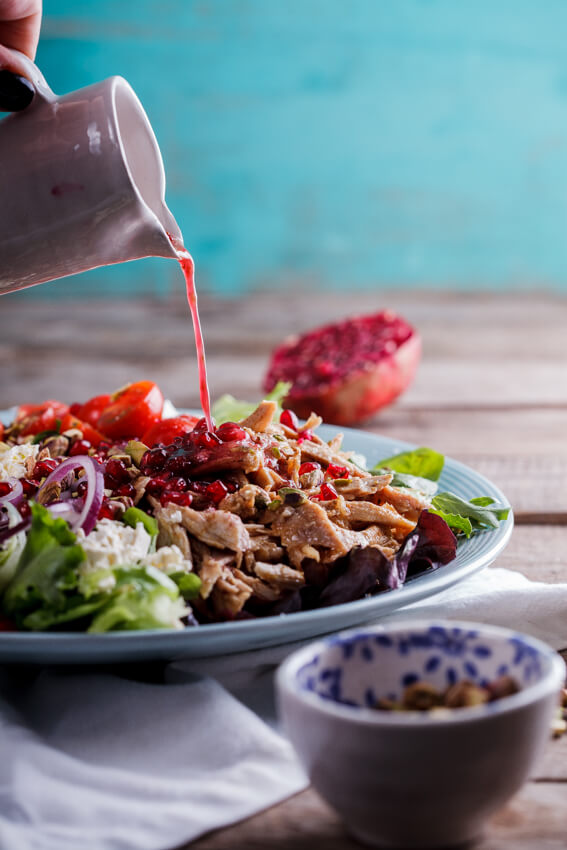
[0,48,56,104]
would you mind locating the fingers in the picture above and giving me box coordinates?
[0,67,34,110]
[0,0,43,112]
[0,0,42,59]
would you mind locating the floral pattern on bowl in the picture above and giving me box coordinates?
[297,624,547,714]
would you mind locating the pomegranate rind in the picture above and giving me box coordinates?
[264,313,421,426]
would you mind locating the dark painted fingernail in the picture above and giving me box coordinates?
[0,71,35,112]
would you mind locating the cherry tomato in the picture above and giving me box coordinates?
[15,400,69,436]
[59,413,106,447]
[75,394,112,427]
[97,381,164,439]
[0,422,4,442]
[141,414,200,447]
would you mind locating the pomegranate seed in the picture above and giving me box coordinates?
[216,422,247,442]
[192,417,209,434]
[195,431,222,449]
[160,491,193,507]
[327,463,348,479]
[98,501,121,521]
[115,483,135,498]
[76,480,88,497]
[18,501,31,518]
[70,439,92,456]
[146,476,170,496]
[319,482,338,501]
[105,458,130,484]
[21,479,37,497]
[297,430,313,444]
[205,480,228,504]
[0,482,13,497]
[165,454,193,475]
[280,409,299,430]
[140,447,168,475]
[299,461,320,475]
[33,458,58,479]
[98,441,111,455]
[163,477,187,493]
[190,481,209,494]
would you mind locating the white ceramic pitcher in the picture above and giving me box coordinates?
[0,54,181,295]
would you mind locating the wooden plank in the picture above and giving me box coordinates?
[495,526,567,586]
[367,407,567,459]
[189,780,567,850]
[4,292,567,350]
[2,292,567,408]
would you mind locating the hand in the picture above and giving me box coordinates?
[0,0,42,112]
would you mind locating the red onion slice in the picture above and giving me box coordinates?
[0,477,23,506]
[0,502,29,544]
[38,456,104,535]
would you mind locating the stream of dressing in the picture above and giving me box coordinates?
[168,235,213,431]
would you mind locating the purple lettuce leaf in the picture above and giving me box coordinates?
[316,510,457,608]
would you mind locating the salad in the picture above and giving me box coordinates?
[0,381,509,633]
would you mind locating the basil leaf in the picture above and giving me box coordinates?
[372,447,444,481]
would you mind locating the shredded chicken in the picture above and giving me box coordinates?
[149,404,433,614]
[177,504,251,552]
[240,400,277,432]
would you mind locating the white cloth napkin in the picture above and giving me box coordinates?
[1,566,566,850]
[0,671,307,850]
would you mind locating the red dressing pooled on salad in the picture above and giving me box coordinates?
[168,234,213,431]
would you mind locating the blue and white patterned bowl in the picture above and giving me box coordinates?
[277,621,565,848]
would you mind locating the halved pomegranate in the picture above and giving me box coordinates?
[263,310,421,426]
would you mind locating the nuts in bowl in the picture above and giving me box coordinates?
[276,621,565,849]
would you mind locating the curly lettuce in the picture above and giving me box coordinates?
[2,503,189,632]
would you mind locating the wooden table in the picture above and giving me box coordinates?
[1,289,567,848]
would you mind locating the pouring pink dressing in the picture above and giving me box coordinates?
[168,234,213,431]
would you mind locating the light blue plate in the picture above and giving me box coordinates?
[0,417,513,664]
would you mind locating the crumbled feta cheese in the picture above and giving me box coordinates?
[77,519,151,573]
[0,442,39,479]
[143,545,192,575]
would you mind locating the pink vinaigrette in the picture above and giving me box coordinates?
[168,234,213,431]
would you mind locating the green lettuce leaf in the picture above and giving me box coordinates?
[212,381,291,425]
[2,504,187,632]
[430,492,510,536]
[372,447,445,481]
[171,571,202,600]
[3,503,86,624]
[87,566,187,632]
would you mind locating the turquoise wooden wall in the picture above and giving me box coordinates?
[26,1,567,296]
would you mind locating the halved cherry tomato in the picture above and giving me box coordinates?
[97,381,164,439]
[141,414,200,447]
[15,400,69,436]
[74,394,112,428]
[59,413,106,447]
